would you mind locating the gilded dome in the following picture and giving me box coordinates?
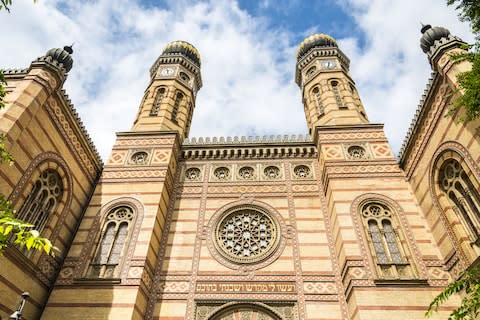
[420,24,451,53]
[45,45,74,72]
[162,40,201,66]
[297,34,337,61]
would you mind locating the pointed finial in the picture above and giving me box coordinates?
[63,43,74,54]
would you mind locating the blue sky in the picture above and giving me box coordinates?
[0,0,474,160]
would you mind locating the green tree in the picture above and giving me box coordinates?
[0,0,37,12]
[446,0,480,121]
[426,267,480,319]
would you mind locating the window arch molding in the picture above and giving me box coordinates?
[350,193,425,280]
[429,141,480,263]
[77,197,144,281]
[8,152,72,245]
[205,302,285,320]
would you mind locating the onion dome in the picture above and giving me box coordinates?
[162,40,201,66]
[420,24,451,53]
[45,45,74,72]
[297,34,337,61]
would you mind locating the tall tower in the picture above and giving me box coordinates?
[295,34,368,133]
[42,41,203,320]
[132,41,202,140]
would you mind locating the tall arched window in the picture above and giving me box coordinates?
[439,158,480,241]
[88,206,134,278]
[150,87,165,116]
[331,80,346,109]
[361,202,414,279]
[312,86,324,116]
[17,169,63,233]
[172,92,183,122]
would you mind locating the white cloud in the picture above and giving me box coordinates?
[0,0,474,160]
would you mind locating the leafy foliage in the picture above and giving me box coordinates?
[447,0,480,38]
[0,0,37,12]
[446,0,480,121]
[0,195,54,255]
[426,267,480,319]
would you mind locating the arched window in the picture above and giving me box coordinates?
[17,169,63,233]
[172,92,183,122]
[331,80,346,109]
[150,87,165,116]
[361,202,414,279]
[312,86,324,116]
[439,158,480,241]
[87,206,135,278]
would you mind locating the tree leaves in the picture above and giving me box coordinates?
[426,267,480,319]
[0,194,56,256]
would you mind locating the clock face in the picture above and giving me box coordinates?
[321,60,336,69]
[160,67,175,76]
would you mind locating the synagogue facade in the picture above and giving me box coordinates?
[0,24,479,320]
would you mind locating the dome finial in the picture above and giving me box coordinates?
[161,40,201,66]
[421,23,432,34]
[296,33,337,61]
[420,25,451,53]
[45,45,74,72]
[63,43,74,55]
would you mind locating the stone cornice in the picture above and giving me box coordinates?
[398,72,439,165]
[181,135,316,160]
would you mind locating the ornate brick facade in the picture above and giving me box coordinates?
[1,26,479,320]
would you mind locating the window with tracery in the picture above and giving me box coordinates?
[361,202,414,279]
[331,80,345,109]
[439,158,480,242]
[215,208,279,264]
[172,92,183,122]
[312,87,324,116]
[87,206,134,278]
[150,87,165,116]
[17,169,63,233]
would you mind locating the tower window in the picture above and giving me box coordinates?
[171,92,183,122]
[439,158,480,242]
[360,202,414,279]
[87,206,134,278]
[17,169,63,233]
[150,87,165,116]
[179,72,190,82]
[307,66,317,77]
[331,80,346,109]
[312,87,324,116]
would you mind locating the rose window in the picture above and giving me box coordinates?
[131,151,148,164]
[347,146,366,159]
[293,165,310,178]
[215,209,279,264]
[239,166,254,179]
[214,167,230,180]
[186,167,201,181]
[264,166,280,179]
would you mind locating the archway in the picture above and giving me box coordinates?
[207,302,284,320]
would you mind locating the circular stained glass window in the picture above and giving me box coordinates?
[215,208,280,264]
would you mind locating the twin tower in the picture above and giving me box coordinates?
[133,34,368,139]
